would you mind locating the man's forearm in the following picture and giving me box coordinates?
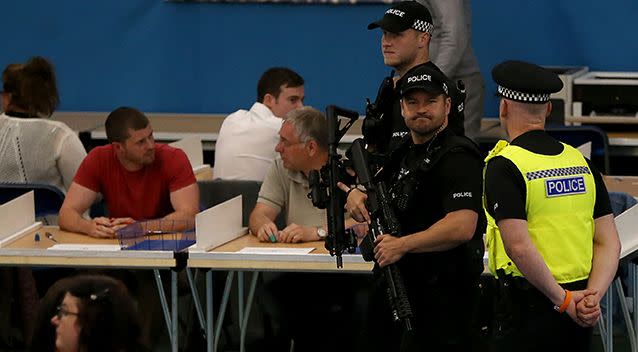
[59,208,92,235]
[249,213,273,236]
[586,215,621,296]
[587,242,620,295]
[402,210,477,253]
[498,219,566,305]
[162,210,196,222]
[162,210,198,231]
[505,237,566,305]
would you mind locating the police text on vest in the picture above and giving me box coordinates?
[545,176,586,197]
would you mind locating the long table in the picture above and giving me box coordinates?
[0,226,183,352]
[188,234,372,352]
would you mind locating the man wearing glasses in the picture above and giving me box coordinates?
[249,106,343,243]
[248,106,366,351]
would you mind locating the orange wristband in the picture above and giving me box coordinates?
[554,290,572,313]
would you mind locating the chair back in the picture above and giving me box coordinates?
[545,125,610,174]
[0,183,65,217]
[198,179,262,227]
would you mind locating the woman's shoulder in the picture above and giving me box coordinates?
[5,115,76,136]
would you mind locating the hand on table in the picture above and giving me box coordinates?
[256,222,279,243]
[279,223,315,243]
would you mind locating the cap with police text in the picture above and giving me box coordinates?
[492,60,563,104]
[368,1,433,34]
[400,65,449,97]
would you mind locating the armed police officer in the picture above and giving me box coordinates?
[364,0,466,156]
[484,60,620,351]
[344,65,485,351]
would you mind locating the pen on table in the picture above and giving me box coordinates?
[268,231,277,243]
[45,232,58,243]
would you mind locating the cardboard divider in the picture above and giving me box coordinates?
[194,195,247,251]
[615,204,638,259]
[0,192,42,248]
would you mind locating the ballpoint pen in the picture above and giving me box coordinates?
[45,232,58,243]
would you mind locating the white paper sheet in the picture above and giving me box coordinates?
[47,244,122,251]
[236,247,315,255]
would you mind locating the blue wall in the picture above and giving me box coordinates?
[2,0,638,117]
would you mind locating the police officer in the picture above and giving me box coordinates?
[344,64,484,351]
[364,0,466,155]
[484,60,621,351]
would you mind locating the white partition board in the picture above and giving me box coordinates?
[194,195,247,251]
[0,192,41,247]
[616,204,638,259]
[577,142,592,159]
[170,136,204,167]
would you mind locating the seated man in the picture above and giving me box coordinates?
[59,106,199,238]
[249,106,351,243]
[248,107,367,351]
[214,67,304,181]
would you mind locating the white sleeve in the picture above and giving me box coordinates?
[56,131,87,192]
[421,0,469,76]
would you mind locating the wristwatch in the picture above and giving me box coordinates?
[316,227,327,240]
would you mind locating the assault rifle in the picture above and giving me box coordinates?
[349,138,413,331]
[308,105,358,268]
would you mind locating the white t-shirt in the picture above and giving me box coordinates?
[214,102,283,181]
[0,112,86,193]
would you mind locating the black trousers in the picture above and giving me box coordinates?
[358,274,481,352]
[491,277,593,352]
[259,272,372,352]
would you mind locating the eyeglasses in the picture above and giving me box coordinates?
[55,306,79,320]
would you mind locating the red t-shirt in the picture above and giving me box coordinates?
[73,144,196,220]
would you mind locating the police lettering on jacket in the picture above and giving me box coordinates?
[545,176,586,197]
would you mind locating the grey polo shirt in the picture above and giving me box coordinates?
[257,158,326,227]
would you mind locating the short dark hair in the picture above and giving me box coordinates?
[2,56,59,117]
[257,67,304,103]
[105,106,149,143]
[66,275,143,352]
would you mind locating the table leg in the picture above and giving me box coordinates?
[240,272,260,352]
[154,269,173,348]
[214,271,235,352]
[187,268,206,332]
[171,270,178,352]
[206,270,214,352]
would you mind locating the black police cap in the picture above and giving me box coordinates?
[368,1,433,34]
[400,65,449,97]
[492,60,563,104]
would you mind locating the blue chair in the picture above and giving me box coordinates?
[0,183,65,217]
[545,125,610,174]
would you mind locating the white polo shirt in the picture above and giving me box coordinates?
[214,102,283,181]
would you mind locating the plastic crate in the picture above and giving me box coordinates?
[116,219,195,251]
